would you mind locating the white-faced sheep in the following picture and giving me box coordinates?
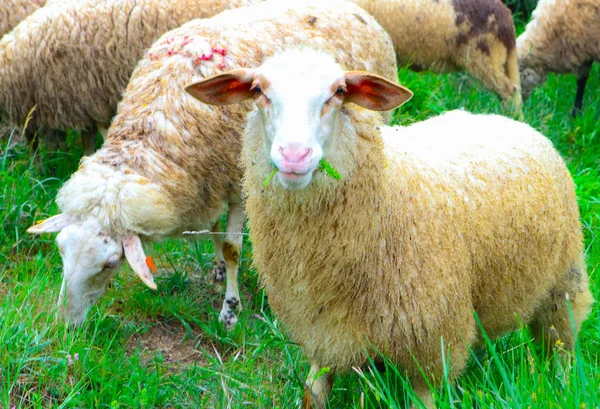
[0,0,46,38]
[0,0,258,155]
[351,0,522,110]
[517,0,600,116]
[187,49,594,408]
[27,0,399,329]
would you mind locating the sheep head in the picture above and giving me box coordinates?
[186,49,412,190]
[27,215,156,325]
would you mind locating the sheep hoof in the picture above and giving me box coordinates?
[219,297,240,330]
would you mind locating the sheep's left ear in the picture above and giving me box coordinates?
[185,69,256,106]
[344,71,413,111]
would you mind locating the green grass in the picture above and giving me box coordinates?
[2,40,600,409]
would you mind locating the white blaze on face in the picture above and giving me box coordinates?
[55,218,123,325]
[255,51,346,190]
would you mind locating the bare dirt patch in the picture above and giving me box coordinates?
[127,321,205,367]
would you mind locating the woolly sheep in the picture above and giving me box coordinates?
[27,0,399,329]
[0,0,257,155]
[351,0,522,110]
[187,49,594,408]
[0,0,45,38]
[517,0,600,116]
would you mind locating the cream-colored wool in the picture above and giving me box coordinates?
[0,0,256,134]
[517,0,600,111]
[0,0,45,38]
[352,0,522,108]
[41,0,398,328]
[237,64,592,406]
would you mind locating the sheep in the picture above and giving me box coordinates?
[0,0,258,155]
[27,0,400,330]
[517,0,600,116]
[186,49,594,408]
[0,0,46,38]
[350,0,522,110]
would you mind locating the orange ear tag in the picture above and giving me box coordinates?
[145,256,157,273]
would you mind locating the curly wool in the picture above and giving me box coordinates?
[0,0,45,38]
[352,0,521,106]
[57,0,399,237]
[0,0,257,130]
[243,107,593,378]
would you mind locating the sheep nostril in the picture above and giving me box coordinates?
[280,146,312,164]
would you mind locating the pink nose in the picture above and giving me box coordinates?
[279,146,312,164]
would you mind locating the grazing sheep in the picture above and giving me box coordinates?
[27,0,399,329]
[351,0,522,109]
[0,0,258,155]
[0,0,45,38]
[187,49,594,408]
[517,0,600,116]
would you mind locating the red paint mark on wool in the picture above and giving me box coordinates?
[218,62,226,70]
[213,47,227,56]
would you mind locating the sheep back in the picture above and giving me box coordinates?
[57,0,399,237]
[0,0,256,130]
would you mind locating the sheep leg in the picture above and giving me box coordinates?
[303,363,334,409]
[530,260,594,359]
[209,221,226,289]
[411,382,435,409]
[571,63,591,117]
[218,202,245,330]
[81,127,98,156]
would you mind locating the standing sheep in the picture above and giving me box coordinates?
[27,0,399,329]
[351,0,522,109]
[0,0,258,155]
[0,0,45,38]
[517,0,600,116]
[187,49,594,408]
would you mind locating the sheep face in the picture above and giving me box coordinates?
[520,66,546,100]
[27,215,157,325]
[55,218,123,325]
[186,50,413,190]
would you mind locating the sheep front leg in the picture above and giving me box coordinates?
[209,222,226,288]
[218,203,245,330]
[303,363,334,409]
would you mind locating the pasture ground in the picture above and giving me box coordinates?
[1,16,599,409]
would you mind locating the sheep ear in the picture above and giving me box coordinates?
[185,69,256,106]
[344,71,413,111]
[122,234,157,291]
[27,214,73,234]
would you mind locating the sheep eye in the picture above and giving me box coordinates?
[254,86,262,95]
[335,86,344,95]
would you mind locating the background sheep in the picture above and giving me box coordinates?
[517,0,599,116]
[187,50,594,408]
[351,0,522,110]
[27,0,399,330]
[0,0,45,38]
[0,0,257,155]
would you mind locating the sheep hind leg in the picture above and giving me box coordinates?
[303,363,334,409]
[572,62,592,117]
[530,261,594,363]
[218,202,245,330]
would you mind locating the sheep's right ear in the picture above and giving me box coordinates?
[27,214,73,234]
[185,69,256,106]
